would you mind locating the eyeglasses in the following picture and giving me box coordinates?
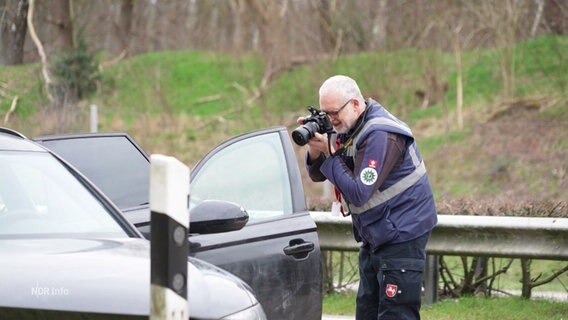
[323,99,352,118]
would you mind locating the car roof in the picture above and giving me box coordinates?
[0,128,45,152]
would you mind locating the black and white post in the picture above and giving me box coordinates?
[150,154,190,320]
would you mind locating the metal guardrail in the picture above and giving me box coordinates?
[310,212,568,260]
[311,211,568,304]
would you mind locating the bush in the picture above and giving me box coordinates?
[49,37,101,106]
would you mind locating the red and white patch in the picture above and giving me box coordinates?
[385,284,398,298]
[368,159,378,168]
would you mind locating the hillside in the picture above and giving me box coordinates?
[298,96,568,216]
[0,36,566,216]
[429,98,567,202]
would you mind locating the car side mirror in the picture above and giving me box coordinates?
[189,200,249,234]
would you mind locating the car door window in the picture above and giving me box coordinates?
[37,136,150,209]
[191,132,292,222]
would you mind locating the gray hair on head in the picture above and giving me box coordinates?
[319,75,364,103]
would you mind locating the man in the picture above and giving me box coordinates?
[299,75,437,319]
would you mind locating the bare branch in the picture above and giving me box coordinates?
[3,95,19,124]
[195,94,223,105]
[531,264,568,287]
[439,256,460,297]
[473,259,514,286]
[99,50,127,71]
[27,0,54,105]
[530,0,545,37]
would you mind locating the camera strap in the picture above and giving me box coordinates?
[333,135,350,217]
[330,104,371,217]
[336,103,370,152]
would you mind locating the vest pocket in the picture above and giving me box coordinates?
[358,207,400,249]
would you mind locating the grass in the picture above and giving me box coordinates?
[326,252,568,292]
[100,50,264,117]
[2,36,565,127]
[1,32,566,320]
[422,296,567,320]
[1,34,566,319]
[418,130,470,155]
[441,257,568,293]
[324,252,568,317]
[323,292,568,319]
[0,62,45,117]
[0,36,566,192]
[323,291,358,316]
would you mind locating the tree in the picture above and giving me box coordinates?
[542,0,568,35]
[245,0,290,82]
[111,0,133,56]
[50,0,74,51]
[315,0,336,53]
[27,0,54,105]
[520,258,568,299]
[0,0,29,65]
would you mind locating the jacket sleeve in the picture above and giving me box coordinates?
[320,130,404,206]
[305,151,327,182]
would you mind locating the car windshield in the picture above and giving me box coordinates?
[0,151,127,237]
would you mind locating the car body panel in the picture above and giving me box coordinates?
[188,128,323,320]
[0,238,256,319]
[0,135,44,152]
[0,131,263,319]
[35,126,323,320]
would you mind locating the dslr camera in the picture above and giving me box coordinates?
[292,106,334,146]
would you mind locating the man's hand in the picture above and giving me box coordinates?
[296,117,334,159]
[307,132,334,159]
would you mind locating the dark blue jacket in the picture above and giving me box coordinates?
[308,99,437,250]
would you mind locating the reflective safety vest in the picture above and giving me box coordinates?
[346,99,437,249]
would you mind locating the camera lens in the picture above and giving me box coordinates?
[292,122,320,146]
[292,127,311,146]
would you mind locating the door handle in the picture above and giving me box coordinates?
[283,241,314,257]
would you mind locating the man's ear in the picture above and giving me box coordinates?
[353,98,363,112]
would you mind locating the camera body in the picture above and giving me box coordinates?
[292,106,334,146]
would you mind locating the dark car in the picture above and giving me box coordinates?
[35,126,323,320]
[0,128,266,319]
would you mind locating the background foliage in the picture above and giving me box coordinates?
[0,0,567,314]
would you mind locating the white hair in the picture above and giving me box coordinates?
[319,75,364,103]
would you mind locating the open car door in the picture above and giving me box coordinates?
[35,126,323,320]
